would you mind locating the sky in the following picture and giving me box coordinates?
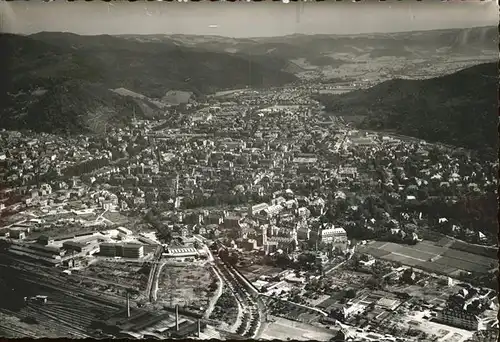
[0,0,497,38]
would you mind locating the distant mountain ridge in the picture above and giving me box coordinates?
[0,32,297,134]
[317,62,498,153]
[121,26,497,67]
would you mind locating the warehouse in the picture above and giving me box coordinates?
[8,243,63,266]
[62,240,99,255]
[9,244,62,259]
[25,242,64,256]
[95,308,170,335]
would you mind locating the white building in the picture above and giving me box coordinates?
[337,167,358,180]
[249,203,269,216]
[436,309,479,330]
[163,247,199,258]
[321,227,348,243]
[266,204,283,217]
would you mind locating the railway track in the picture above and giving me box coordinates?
[25,304,90,338]
[146,245,163,303]
[0,256,128,304]
[17,288,107,338]
[17,272,122,310]
[0,264,125,338]
[0,323,38,338]
[40,302,96,326]
[18,305,79,338]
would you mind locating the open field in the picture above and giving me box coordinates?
[432,237,497,258]
[359,240,496,276]
[78,260,150,293]
[156,264,215,310]
[101,211,131,226]
[261,316,338,341]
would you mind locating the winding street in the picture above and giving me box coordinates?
[151,261,166,302]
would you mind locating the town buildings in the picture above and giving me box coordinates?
[436,309,479,331]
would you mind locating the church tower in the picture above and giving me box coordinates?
[292,224,298,245]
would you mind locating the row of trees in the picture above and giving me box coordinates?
[143,208,172,243]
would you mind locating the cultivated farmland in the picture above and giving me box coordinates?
[359,240,496,276]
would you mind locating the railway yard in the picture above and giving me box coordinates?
[0,255,124,339]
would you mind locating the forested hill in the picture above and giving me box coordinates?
[1,32,297,134]
[317,62,498,154]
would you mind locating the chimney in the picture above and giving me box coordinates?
[126,292,131,318]
[197,319,201,338]
[175,304,179,331]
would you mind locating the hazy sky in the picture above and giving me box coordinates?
[1,1,497,38]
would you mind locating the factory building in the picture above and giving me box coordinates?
[62,240,99,255]
[8,242,65,266]
[100,243,118,257]
[99,243,144,259]
[94,296,170,336]
[123,244,144,258]
[9,244,62,259]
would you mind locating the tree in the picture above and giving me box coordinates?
[228,252,239,266]
[366,276,382,289]
[417,188,429,201]
[402,268,415,284]
[345,289,357,299]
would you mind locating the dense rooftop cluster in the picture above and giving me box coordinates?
[0,83,497,342]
